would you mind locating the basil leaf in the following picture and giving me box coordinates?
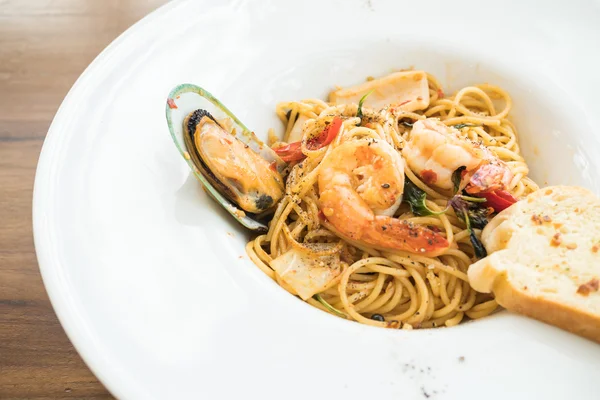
[450,196,489,230]
[450,196,467,221]
[452,166,466,194]
[462,206,488,259]
[470,230,488,258]
[449,196,489,259]
[467,205,490,229]
[357,90,374,119]
[403,179,445,216]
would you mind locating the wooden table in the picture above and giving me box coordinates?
[0,1,168,397]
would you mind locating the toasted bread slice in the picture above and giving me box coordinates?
[468,186,600,342]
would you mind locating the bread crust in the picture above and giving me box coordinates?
[468,185,600,343]
[493,277,600,343]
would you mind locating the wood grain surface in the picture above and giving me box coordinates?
[0,1,168,398]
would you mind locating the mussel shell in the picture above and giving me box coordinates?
[183,108,283,213]
[165,84,286,232]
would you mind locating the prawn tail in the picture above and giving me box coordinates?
[365,216,449,255]
[465,162,513,194]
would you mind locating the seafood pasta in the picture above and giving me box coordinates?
[242,70,538,329]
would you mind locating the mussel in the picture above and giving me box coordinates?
[165,84,287,232]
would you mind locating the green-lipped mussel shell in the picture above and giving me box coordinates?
[165,84,286,232]
[183,109,284,214]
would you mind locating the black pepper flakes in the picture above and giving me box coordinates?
[382,183,390,188]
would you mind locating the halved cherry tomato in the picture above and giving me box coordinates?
[273,142,304,162]
[306,117,343,150]
[273,117,343,162]
[479,190,517,212]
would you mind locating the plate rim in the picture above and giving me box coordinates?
[32,1,184,398]
[31,1,600,399]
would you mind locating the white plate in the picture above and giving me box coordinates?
[33,0,600,398]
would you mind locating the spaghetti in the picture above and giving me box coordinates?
[246,72,538,329]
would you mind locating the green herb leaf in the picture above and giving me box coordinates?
[452,166,466,194]
[449,196,489,258]
[468,207,489,230]
[453,123,479,129]
[314,294,346,318]
[450,196,489,229]
[470,230,488,258]
[357,90,374,119]
[403,179,446,216]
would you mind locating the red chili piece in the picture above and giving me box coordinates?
[479,190,517,212]
[306,117,343,150]
[273,142,304,162]
[274,117,343,162]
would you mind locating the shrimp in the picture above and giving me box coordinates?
[402,118,513,193]
[318,138,449,254]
